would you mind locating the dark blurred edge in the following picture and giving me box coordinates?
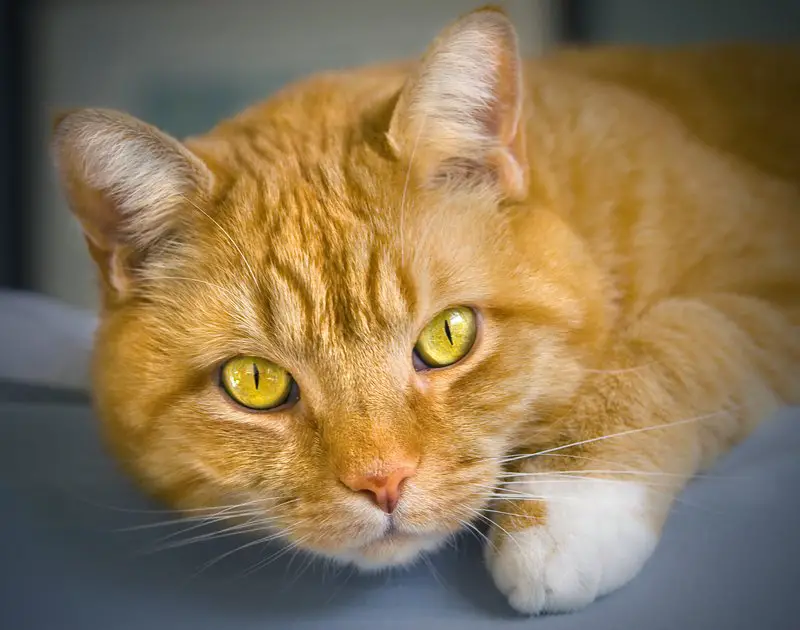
[1,0,34,291]
[559,0,588,43]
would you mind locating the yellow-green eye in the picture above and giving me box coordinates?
[414,306,477,368]
[220,356,294,410]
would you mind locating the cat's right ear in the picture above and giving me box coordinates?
[387,7,528,201]
[51,108,213,296]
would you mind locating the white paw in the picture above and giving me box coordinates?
[485,477,658,615]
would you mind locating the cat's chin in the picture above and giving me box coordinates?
[332,531,449,572]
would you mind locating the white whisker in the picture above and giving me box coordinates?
[285,551,317,588]
[458,517,497,554]
[494,477,680,489]
[115,498,295,532]
[142,275,243,305]
[142,518,280,555]
[115,509,260,532]
[486,494,546,502]
[583,362,656,375]
[487,492,626,504]
[149,508,287,542]
[422,555,451,593]
[466,505,523,554]
[398,112,427,267]
[106,496,277,515]
[239,534,311,578]
[180,195,260,288]
[481,507,538,521]
[194,527,297,575]
[323,564,357,605]
[498,469,692,480]
[499,410,733,464]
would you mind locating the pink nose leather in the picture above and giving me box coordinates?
[340,463,417,514]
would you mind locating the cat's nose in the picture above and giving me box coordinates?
[340,461,417,514]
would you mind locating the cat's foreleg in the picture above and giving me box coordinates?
[485,294,797,614]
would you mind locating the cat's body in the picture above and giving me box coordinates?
[52,8,800,615]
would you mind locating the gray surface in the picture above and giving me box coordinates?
[1,387,799,629]
[0,290,96,390]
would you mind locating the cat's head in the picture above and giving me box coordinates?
[51,7,608,569]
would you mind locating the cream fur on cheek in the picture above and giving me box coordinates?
[485,477,658,615]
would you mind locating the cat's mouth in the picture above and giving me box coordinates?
[343,525,450,570]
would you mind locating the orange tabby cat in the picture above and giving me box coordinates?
[51,6,800,615]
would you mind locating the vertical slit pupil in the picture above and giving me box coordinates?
[253,363,260,389]
[444,319,454,345]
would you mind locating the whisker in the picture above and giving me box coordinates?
[486,487,682,506]
[486,492,601,504]
[323,564,357,606]
[525,455,744,480]
[496,471,740,494]
[486,478,640,495]
[114,505,280,532]
[121,497,297,532]
[499,409,733,464]
[193,527,297,575]
[480,507,538,521]
[583,362,657,375]
[398,112,427,267]
[100,498,274,516]
[140,512,267,546]
[284,550,317,589]
[473,484,552,499]
[487,487,721,515]
[239,534,311,578]
[466,505,525,555]
[180,195,260,288]
[142,275,244,305]
[422,554,451,594]
[485,494,548,503]
[141,518,280,555]
[498,470,692,480]
[458,518,497,554]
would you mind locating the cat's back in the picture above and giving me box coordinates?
[538,43,800,185]
[522,43,800,312]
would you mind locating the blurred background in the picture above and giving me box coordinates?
[1,0,799,311]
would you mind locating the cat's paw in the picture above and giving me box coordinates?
[485,477,658,615]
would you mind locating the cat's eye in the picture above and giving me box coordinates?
[414,306,477,369]
[220,356,295,410]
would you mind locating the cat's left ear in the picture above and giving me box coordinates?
[387,7,527,200]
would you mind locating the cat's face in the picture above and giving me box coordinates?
[53,9,606,569]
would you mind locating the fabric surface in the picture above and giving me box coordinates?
[1,386,799,630]
[0,289,96,390]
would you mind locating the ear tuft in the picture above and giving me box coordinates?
[388,7,527,200]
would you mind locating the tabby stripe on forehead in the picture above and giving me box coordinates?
[366,245,385,326]
[266,258,316,335]
[365,244,417,327]
[392,260,418,321]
